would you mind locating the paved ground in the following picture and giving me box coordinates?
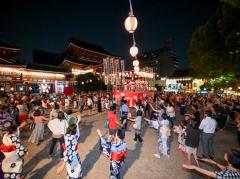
[17,108,239,179]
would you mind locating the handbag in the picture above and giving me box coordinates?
[104,119,109,128]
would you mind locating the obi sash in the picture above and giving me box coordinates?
[0,144,16,153]
[111,150,127,161]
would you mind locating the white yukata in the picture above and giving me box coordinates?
[1,132,27,179]
[63,126,83,179]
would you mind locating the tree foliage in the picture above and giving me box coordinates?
[188,0,240,78]
[201,74,238,90]
[76,73,106,92]
[221,0,240,8]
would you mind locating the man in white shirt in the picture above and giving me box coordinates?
[199,110,217,159]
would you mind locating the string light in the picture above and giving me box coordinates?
[125,0,140,73]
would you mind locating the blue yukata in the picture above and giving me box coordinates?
[148,119,171,156]
[99,137,127,179]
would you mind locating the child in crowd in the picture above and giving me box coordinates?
[28,109,48,145]
[97,129,127,179]
[173,120,188,153]
[129,103,144,143]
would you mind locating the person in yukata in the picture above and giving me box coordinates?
[57,117,83,179]
[97,129,127,179]
[144,112,171,159]
[0,123,27,179]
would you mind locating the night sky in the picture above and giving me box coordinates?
[0,0,218,68]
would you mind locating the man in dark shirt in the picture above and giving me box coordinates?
[185,121,201,166]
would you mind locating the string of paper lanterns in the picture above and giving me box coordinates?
[124,0,140,74]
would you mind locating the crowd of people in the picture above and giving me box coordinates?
[0,91,239,178]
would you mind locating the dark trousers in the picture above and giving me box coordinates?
[121,116,128,130]
[144,107,150,117]
[80,105,84,113]
[49,136,65,158]
[134,130,143,142]
[202,133,214,158]
[218,114,228,129]
[168,117,175,128]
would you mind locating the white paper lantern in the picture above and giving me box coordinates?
[133,59,139,67]
[124,15,138,33]
[130,45,138,57]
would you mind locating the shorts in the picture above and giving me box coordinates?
[109,129,117,136]
[186,146,197,155]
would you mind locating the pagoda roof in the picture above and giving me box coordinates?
[69,37,112,56]
[63,55,102,66]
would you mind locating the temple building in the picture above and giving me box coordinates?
[139,39,180,77]
[0,41,67,93]
[0,38,121,93]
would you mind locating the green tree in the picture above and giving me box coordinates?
[201,74,237,91]
[188,0,240,77]
[76,73,106,92]
[221,0,240,8]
